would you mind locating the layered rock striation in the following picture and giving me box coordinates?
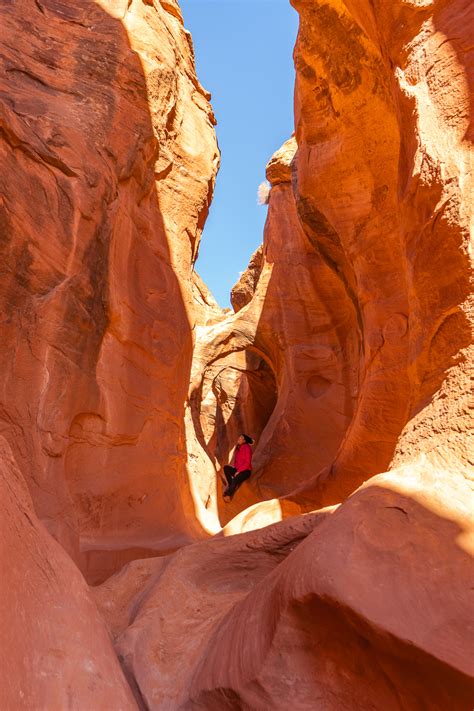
[188,0,473,520]
[170,1,473,704]
[94,463,473,709]
[288,0,473,504]
[188,134,359,525]
[0,0,473,709]
[0,0,218,582]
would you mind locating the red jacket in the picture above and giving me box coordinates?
[233,443,252,472]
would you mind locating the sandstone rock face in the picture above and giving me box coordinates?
[189,0,473,523]
[230,244,263,312]
[265,134,296,185]
[1,0,473,708]
[0,437,138,710]
[289,0,473,504]
[0,0,218,581]
[94,463,474,709]
[93,508,332,709]
[188,160,359,525]
[172,2,473,704]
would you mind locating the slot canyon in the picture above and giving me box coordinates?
[0,0,473,709]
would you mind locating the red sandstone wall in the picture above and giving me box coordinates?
[189,0,473,523]
[0,0,472,708]
[0,0,218,581]
[0,437,138,710]
[289,0,473,504]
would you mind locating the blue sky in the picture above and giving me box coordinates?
[179,0,298,307]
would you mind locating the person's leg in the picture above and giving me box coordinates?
[227,469,251,497]
[223,465,236,486]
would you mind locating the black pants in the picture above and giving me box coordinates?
[223,465,251,496]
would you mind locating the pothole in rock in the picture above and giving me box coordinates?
[200,348,277,471]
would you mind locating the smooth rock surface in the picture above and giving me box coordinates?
[288,0,473,504]
[265,134,296,185]
[93,509,331,709]
[188,0,473,523]
[0,438,138,710]
[0,0,472,708]
[0,0,218,581]
[189,136,359,526]
[94,462,474,709]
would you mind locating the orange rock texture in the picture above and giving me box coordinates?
[188,0,473,520]
[288,0,473,506]
[0,0,473,708]
[94,464,474,709]
[189,133,359,526]
[174,0,474,704]
[0,0,218,582]
[0,437,137,710]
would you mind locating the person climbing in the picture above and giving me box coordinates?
[222,433,254,501]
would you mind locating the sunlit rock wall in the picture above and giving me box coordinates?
[290,0,473,504]
[94,461,474,709]
[0,0,218,581]
[112,4,473,707]
[190,0,472,522]
[188,135,359,525]
[1,0,472,708]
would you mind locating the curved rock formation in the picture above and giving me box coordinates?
[187,138,359,525]
[0,437,137,710]
[288,0,473,505]
[230,244,263,312]
[165,0,473,703]
[94,462,474,709]
[0,0,218,582]
[93,507,333,709]
[0,0,472,708]
[188,0,473,521]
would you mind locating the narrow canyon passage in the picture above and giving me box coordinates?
[0,0,472,709]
